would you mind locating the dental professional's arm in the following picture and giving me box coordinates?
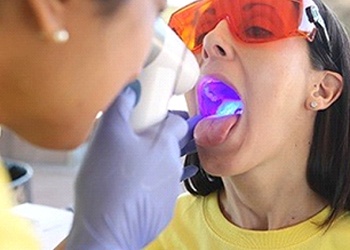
[61,86,199,250]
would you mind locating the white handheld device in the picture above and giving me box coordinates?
[130,18,200,133]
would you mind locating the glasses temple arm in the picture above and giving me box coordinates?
[306,6,331,55]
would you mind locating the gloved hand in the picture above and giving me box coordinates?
[171,110,202,157]
[66,86,199,250]
[171,110,201,181]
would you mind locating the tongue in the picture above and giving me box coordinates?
[194,115,239,147]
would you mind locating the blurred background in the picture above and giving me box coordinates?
[325,0,350,29]
[2,0,350,210]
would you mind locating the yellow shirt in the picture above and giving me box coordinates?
[0,163,40,249]
[146,192,350,250]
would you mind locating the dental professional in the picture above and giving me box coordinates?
[146,0,350,249]
[0,0,198,249]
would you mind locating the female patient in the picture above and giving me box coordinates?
[146,0,350,248]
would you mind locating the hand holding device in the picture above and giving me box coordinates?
[66,86,196,250]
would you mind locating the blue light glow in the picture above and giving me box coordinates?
[197,76,243,117]
[217,101,243,116]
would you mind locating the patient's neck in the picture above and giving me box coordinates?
[218,165,327,230]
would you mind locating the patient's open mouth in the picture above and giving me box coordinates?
[194,76,243,147]
[197,75,243,118]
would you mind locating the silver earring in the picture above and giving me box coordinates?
[310,101,318,109]
[52,29,70,43]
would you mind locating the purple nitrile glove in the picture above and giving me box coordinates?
[66,86,198,250]
[169,110,202,181]
[175,112,202,157]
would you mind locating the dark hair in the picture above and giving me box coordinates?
[183,0,350,226]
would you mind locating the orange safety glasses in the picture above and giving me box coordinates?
[169,0,330,54]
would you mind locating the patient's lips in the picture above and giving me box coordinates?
[194,76,243,147]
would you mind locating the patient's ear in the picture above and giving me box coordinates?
[27,0,66,42]
[306,70,343,111]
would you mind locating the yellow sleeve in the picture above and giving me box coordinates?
[0,163,40,249]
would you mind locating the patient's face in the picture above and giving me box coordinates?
[187,20,317,177]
